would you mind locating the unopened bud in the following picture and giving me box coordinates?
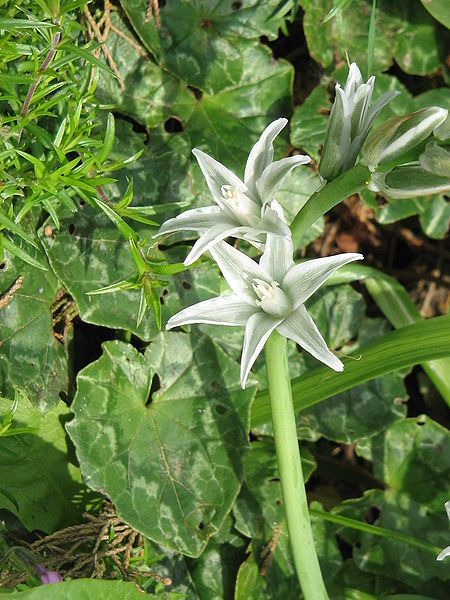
[319,63,399,182]
[420,142,450,177]
[369,164,450,198]
[361,106,448,171]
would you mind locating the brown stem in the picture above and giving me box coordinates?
[21,31,61,118]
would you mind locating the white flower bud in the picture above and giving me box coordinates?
[361,107,448,171]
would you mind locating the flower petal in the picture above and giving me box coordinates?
[183,223,250,265]
[277,305,343,371]
[365,90,400,134]
[210,240,266,303]
[192,148,247,201]
[241,311,282,387]
[319,86,352,182]
[259,233,294,282]
[283,253,363,309]
[437,546,450,561]
[257,155,311,205]
[158,206,225,236]
[166,294,256,329]
[344,63,363,96]
[258,201,291,238]
[244,118,288,193]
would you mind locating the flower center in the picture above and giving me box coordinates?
[220,185,260,225]
[252,278,291,318]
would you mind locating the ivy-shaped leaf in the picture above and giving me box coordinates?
[0,250,68,410]
[68,334,254,557]
[0,396,92,532]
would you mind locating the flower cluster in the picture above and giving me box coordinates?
[319,63,399,183]
[158,118,363,387]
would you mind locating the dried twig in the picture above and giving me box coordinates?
[0,276,24,310]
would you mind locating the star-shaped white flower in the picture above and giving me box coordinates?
[437,501,450,561]
[167,235,363,387]
[158,118,310,265]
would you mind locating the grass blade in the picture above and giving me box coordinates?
[252,315,450,427]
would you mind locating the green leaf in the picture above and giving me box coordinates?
[95,11,195,128]
[0,251,68,410]
[252,315,450,428]
[419,0,450,28]
[38,207,155,341]
[105,121,196,211]
[0,18,55,29]
[0,580,157,599]
[181,44,293,172]
[184,514,247,599]
[0,396,91,532]
[299,0,443,75]
[335,488,450,592]
[1,236,48,271]
[0,211,38,248]
[233,439,340,597]
[120,0,295,93]
[357,416,450,512]
[329,263,450,405]
[67,334,254,557]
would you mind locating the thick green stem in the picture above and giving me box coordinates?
[264,331,328,600]
[291,164,370,248]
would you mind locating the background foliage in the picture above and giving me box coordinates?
[0,0,449,598]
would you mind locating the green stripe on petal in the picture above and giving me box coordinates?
[241,312,282,388]
[210,241,266,304]
[277,305,343,372]
[192,148,247,201]
[157,206,225,236]
[244,118,287,195]
[283,253,363,309]
[258,155,311,205]
[259,233,294,283]
[183,224,249,265]
[166,294,256,329]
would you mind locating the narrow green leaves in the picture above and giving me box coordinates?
[252,315,450,427]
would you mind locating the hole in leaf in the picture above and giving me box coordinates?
[215,404,227,414]
[146,373,161,407]
[68,224,75,235]
[187,85,203,100]
[269,477,280,483]
[182,280,191,290]
[162,288,168,296]
[198,521,205,530]
[364,506,380,525]
[0,262,5,270]
[231,1,242,9]
[160,295,165,305]
[79,200,86,208]
[164,117,184,133]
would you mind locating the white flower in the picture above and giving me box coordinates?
[166,235,363,388]
[319,63,399,182]
[437,501,450,561]
[158,118,310,265]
